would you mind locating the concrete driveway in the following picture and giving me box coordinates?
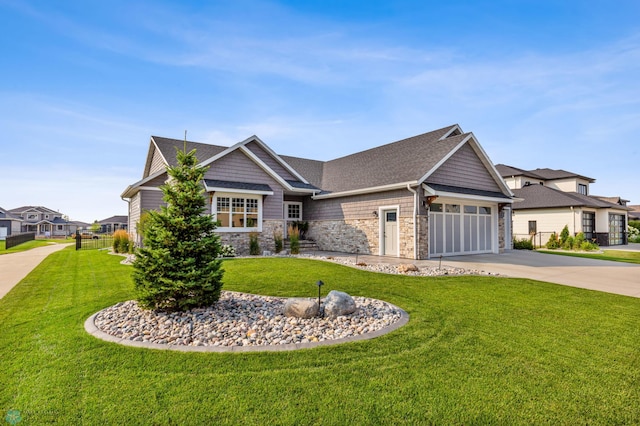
[441,250,640,298]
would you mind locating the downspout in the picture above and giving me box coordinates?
[571,206,575,235]
[407,184,418,260]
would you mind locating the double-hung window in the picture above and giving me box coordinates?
[213,193,262,231]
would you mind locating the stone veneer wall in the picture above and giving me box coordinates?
[217,220,283,256]
[308,219,378,254]
[308,216,419,259]
[416,214,429,259]
[498,207,506,253]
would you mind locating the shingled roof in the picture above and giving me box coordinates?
[151,136,228,168]
[318,127,466,193]
[129,124,509,198]
[496,165,595,183]
[512,184,629,210]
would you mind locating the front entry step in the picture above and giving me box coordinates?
[284,239,319,252]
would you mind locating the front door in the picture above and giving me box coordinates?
[383,210,398,256]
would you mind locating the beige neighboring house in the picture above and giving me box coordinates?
[496,165,631,246]
[7,206,76,238]
[628,205,640,221]
[122,124,515,258]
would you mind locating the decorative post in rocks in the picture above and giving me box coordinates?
[316,280,324,317]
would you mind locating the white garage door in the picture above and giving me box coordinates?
[0,227,7,241]
[429,202,493,256]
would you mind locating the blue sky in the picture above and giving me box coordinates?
[1,0,639,222]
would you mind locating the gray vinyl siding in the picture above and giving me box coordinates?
[146,173,167,187]
[128,192,141,237]
[244,141,297,181]
[149,146,167,175]
[427,143,502,192]
[304,189,414,220]
[141,190,166,212]
[205,150,286,220]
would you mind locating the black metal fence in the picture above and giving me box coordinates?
[5,232,36,250]
[75,235,114,251]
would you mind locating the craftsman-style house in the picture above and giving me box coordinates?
[122,125,515,258]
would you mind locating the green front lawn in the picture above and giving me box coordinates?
[538,249,640,264]
[1,249,639,424]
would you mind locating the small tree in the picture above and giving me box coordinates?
[132,147,224,311]
[249,232,260,255]
[559,225,570,246]
[90,221,101,234]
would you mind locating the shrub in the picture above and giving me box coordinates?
[113,230,130,254]
[581,241,599,251]
[562,236,574,250]
[218,244,236,258]
[273,231,283,253]
[573,232,586,250]
[546,232,559,249]
[628,226,640,243]
[249,232,260,255]
[132,147,223,312]
[288,224,300,255]
[559,225,570,245]
[513,238,533,250]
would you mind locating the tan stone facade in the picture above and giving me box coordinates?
[217,220,283,256]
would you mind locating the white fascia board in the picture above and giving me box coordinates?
[197,135,256,169]
[244,135,310,184]
[438,124,463,140]
[422,184,514,204]
[464,133,515,197]
[150,137,169,169]
[312,182,417,200]
[121,170,168,198]
[238,146,296,191]
[417,136,470,184]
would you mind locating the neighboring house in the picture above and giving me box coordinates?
[0,206,23,240]
[99,215,128,234]
[496,165,630,246]
[629,205,640,221]
[7,206,76,237]
[122,124,514,258]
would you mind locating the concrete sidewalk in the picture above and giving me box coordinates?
[0,243,72,299]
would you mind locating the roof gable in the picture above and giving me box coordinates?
[426,142,502,193]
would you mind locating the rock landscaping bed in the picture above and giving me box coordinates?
[300,254,498,277]
[91,291,405,350]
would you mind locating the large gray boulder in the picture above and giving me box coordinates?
[323,290,357,318]
[283,298,319,319]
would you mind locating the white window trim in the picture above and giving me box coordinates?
[212,192,263,232]
[284,202,303,221]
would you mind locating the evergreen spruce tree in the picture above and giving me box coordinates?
[133,147,223,311]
